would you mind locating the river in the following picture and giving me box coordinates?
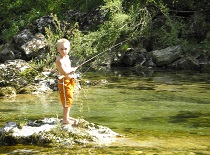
[0,68,210,154]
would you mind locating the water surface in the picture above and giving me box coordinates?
[0,68,210,154]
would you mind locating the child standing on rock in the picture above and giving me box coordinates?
[55,38,78,125]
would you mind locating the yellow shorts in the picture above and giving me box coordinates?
[58,78,75,108]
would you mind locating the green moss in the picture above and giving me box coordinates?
[0,86,16,97]
[17,85,37,94]
[19,68,39,81]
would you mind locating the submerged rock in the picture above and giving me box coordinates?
[0,118,118,146]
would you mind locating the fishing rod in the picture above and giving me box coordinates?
[76,39,129,69]
[58,39,130,79]
[76,50,105,68]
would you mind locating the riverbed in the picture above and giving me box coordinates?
[0,68,210,154]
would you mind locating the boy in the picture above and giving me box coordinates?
[56,38,77,124]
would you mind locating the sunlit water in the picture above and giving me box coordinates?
[0,68,210,154]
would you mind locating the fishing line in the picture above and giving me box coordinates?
[74,39,130,111]
[75,6,150,71]
[73,37,134,83]
[81,55,101,75]
[78,39,129,69]
[76,38,130,75]
[73,34,143,117]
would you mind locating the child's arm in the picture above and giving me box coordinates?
[56,59,77,79]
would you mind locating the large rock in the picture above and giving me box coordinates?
[0,118,118,146]
[0,59,57,96]
[171,56,200,70]
[13,29,48,59]
[0,59,31,96]
[0,86,16,97]
[0,29,47,63]
[0,44,15,63]
[150,45,182,66]
[119,48,136,67]
[64,8,105,30]
[112,48,148,67]
[36,16,55,34]
[0,59,31,85]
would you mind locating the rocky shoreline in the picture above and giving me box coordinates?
[0,118,119,147]
[0,10,210,97]
[0,59,57,97]
[0,10,210,98]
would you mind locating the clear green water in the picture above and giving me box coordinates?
[0,68,210,154]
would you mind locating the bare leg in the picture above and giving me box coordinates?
[62,107,78,125]
[62,107,71,124]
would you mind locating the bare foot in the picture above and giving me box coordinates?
[68,117,76,121]
[62,118,78,125]
[68,117,78,126]
[62,119,72,124]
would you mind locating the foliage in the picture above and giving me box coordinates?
[35,0,140,68]
[0,0,103,43]
[29,14,70,69]
[162,0,210,11]
[1,0,210,67]
[127,5,152,39]
[200,39,210,53]
[139,1,180,49]
[19,68,39,81]
[0,0,41,42]
[0,87,16,97]
[143,0,210,53]
[68,0,152,67]
[5,0,153,69]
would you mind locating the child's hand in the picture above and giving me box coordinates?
[72,67,78,72]
[69,67,77,73]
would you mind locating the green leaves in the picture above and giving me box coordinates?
[102,0,123,16]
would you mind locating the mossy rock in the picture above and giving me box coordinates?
[0,86,16,97]
[19,68,39,81]
[0,118,118,146]
[17,85,37,94]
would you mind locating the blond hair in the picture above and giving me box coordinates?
[56,38,70,48]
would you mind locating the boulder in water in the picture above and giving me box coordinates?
[0,118,119,146]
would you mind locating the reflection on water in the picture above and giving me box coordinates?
[0,68,210,154]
